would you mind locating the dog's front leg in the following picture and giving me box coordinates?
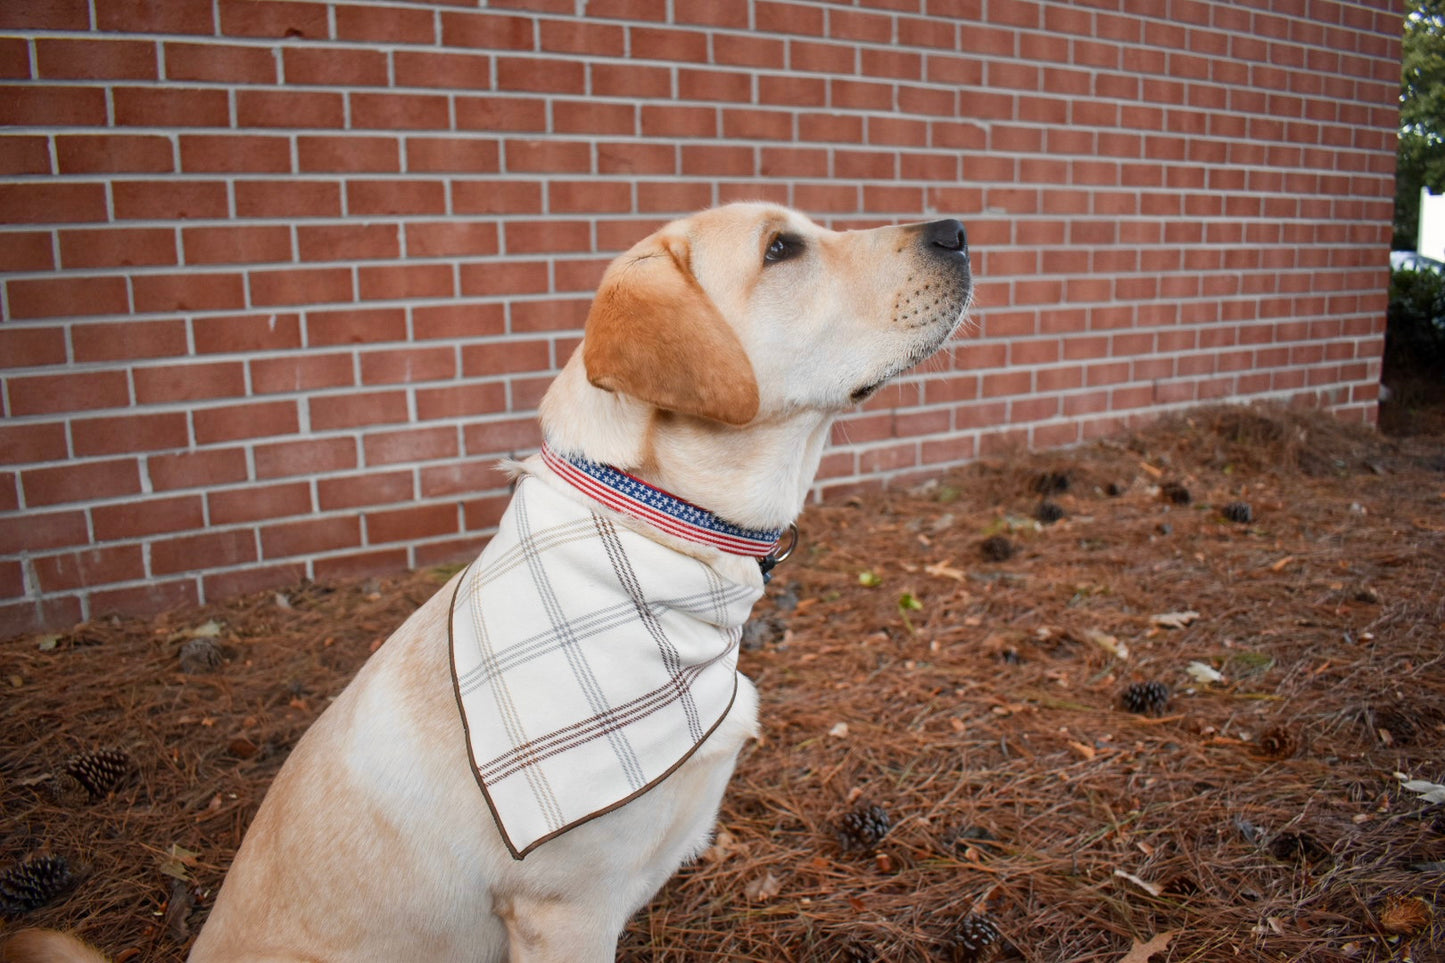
[493,893,620,963]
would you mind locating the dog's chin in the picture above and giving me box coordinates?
[848,379,885,405]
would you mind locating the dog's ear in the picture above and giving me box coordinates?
[582,235,760,427]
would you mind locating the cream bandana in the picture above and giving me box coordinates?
[449,474,763,859]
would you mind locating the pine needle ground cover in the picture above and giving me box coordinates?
[3,405,1442,961]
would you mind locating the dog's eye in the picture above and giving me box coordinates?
[764,233,802,264]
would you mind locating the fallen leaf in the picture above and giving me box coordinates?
[1086,628,1129,660]
[1151,610,1200,629]
[185,619,224,639]
[925,559,966,580]
[1269,555,1295,572]
[1186,660,1225,684]
[1117,929,1177,963]
[744,871,781,902]
[898,592,923,611]
[858,570,882,587]
[829,722,849,738]
[158,844,199,881]
[1113,868,1164,897]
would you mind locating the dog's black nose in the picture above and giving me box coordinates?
[925,219,967,254]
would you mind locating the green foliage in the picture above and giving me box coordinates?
[1394,1,1445,248]
[1386,268,1445,380]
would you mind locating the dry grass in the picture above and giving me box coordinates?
[3,404,1442,962]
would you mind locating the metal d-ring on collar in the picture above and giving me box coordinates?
[758,523,800,584]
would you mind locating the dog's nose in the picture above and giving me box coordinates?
[925,219,968,255]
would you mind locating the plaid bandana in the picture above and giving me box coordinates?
[449,474,763,858]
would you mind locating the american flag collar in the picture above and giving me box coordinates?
[540,442,790,560]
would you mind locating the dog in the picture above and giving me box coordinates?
[4,203,970,963]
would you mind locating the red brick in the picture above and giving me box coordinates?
[307,307,407,346]
[283,46,388,86]
[456,97,548,133]
[218,0,327,37]
[406,221,500,259]
[463,494,511,532]
[350,92,452,131]
[419,460,506,497]
[72,412,188,456]
[757,1,824,36]
[92,495,204,541]
[336,3,435,42]
[310,389,409,431]
[7,369,128,416]
[413,305,508,342]
[203,562,307,603]
[297,223,400,262]
[366,502,459,543]
[34,545,146,592]
[235,180,341,219]
[23,457,141,507]
[642,105,718,139]
[510,298,588,333]
[261,515,362,559]
[180,135,291,173]
[400,137,498,174]
[0,0,88,29]
[208,481,313,525]
[193,399,300,444]
[35,38,156,79]
[363,425,459,466]
[132,272,248,313]
[0,420,67,464]
[346,179,446,216]
[150,528,258,576]
[183,225,293,265]
[414,383,509,421]
[453,179,545,215]
[317,470,414,510]
[295,135,400,173]
[236,89,345,128]
[57,227,175,269]
[357,263,454,301]
[250,352,354,395]
[193,313,302,354]
[113,179,228,220]
[0,85,106,126]
[392,49,494,92]
[55,134,172,173]
[254,436,356,479]
[114,87,229,127]
[592,63,670,98]
[0,136,50,175]
[359,346,456,385]
[553,99,637,136]
[164,41,276,83]
[0,182,107,225]
[463,417,542,455]
[0,325,66,368]
[249,267,353,307]
[92,579,202,617]
[147,447,248,491]
[415,535,490,569]
[0,508,86,555]
[312,547,408,581]
[133,361,246,404]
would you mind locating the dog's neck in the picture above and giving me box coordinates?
[539,357,834,532]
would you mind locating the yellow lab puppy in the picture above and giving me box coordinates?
[6,203,970,963]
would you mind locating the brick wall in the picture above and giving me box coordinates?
[0,0,1401,636]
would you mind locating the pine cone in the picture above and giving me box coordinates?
[1220,501,1253,524]
[1122,681,1170,715]
[1160,482,1192,505]
[1031,471,1070,495]
[1034,500,1065,524]
[59,747,131,801]
[836,804,892,852]
[1256,726,1298,759]
[0,854,78,916]
[945,914,1003,963]
[979,535,1014,562]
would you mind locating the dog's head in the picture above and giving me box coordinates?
[579,203,972,426]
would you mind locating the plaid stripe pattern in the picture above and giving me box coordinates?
[449,475,763,858]
[541,443,784,557]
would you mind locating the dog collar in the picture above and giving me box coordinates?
[540,443,787,559]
